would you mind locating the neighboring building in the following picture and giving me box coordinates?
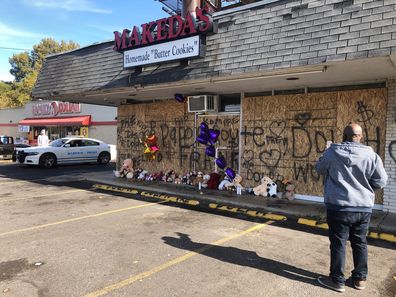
[0,100,117,145]
[32,0,396,212]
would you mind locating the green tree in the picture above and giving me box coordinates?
[1,38,79,108]
[9,51,32,82]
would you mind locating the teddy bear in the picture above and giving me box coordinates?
[253,176,277,197]
[232,174,244,189]
[114,159,134,179]
[283,180,296,200]
[192,172,204,187]
[221,174,244,192]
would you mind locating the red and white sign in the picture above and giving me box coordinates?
[32,101,81,117]
[113,7,213,52]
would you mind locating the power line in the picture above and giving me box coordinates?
[0,46,30,51]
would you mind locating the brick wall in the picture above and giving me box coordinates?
[384,78,396,213]
[202,0,396,76]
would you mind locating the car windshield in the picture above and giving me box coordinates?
[49,138,69,147]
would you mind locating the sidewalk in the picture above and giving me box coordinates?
[82,171,396,242]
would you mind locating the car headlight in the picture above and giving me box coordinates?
[25,152,40,156]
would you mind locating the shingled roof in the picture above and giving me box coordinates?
[33,0,396,99]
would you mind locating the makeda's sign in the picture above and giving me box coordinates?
[113,7,213,68]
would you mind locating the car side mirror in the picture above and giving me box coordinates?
[64,144,71,148]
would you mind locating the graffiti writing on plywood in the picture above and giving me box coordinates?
[117,113,240,172]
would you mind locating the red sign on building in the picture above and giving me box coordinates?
[113,7,213,51]
[32,101,81,117]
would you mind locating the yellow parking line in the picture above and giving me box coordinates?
[84,221,274,297]
[0,201,165,237]
[0,189,86,203]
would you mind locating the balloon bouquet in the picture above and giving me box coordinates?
[196,122,236,181]
[142,134,160,160]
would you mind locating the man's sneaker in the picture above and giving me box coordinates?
[353,280,366,290]
[317,276,346,293]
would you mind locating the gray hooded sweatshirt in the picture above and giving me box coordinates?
[316,142,388,212]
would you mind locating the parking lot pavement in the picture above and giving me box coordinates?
[0,171,395,297]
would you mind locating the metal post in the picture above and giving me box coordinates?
[238,91,244,175]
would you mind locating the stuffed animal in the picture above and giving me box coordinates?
[218,176,233,190]
[283,180,296,200]
[182,174,189,185]
[114,159,134,178]
[152,171,164,182]
[188,171,197,185]
[146,173,155,182]
[134,168,143,179]
[207,173,221,189]
[192,172,204,187]
[253,176,277,197]
[201,174,210,188]
[166,170,177,183]
[267,181,277,197]
[164,170,175,182]
[174,175,182,184]
[138,170,148,180]
[232,174,244,190]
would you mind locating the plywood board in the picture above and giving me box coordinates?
[241,88,387,203]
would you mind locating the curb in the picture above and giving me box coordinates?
[297,218,396,243]
[91,183,396,244]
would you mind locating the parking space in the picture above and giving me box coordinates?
[0,166,395,297]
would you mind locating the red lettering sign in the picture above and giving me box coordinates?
[113,7,213,51]
[32,101,81,117]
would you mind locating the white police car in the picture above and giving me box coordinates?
[16,137,111,168]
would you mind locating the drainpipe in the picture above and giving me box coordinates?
[183,0,201,17]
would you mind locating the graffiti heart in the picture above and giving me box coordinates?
[269,120,286,137]
[295,112,311,126]
[259,149,282,170]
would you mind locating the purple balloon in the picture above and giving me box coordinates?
[199,129,210,140]
[205,145,216,157]
[208,129,220,144]
[174,93,185,103]
[200,122,209,132]
[225,168,236,180]
[196,136,208,145]
[215,156,226,169]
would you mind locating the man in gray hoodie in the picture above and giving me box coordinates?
[315,123,387,293]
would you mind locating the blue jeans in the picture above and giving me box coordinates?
[326,209,371,285]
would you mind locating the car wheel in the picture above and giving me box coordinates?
[98,152,110,165]
[39,154,56,168]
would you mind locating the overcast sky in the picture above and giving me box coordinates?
[0,0,168,81]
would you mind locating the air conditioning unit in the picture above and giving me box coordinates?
[187,95,219,112]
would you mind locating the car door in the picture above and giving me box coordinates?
[81,139,100,162]
[59,139,85,164]
[0,137,14,159]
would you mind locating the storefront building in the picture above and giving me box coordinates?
[0,100,117,145]
[32,0,396,212]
